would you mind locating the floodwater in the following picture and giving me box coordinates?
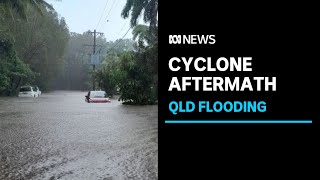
[0,91,158,179]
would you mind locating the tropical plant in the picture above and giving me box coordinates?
[0,1,69,95]
[113,0,158,104]
[0,0,54,20]
[0,34,34,95]
[132,24,157,46]
[121,0,158,28]
[116,51,156,104]
[95,56,119,97]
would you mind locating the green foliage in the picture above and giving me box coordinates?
[120,0,159,104]
[95,55,119,96]
[53,31,135,91]
[1,1,69,95]
[116,51,156,105]
[53,32,92,90]
[94,19,158,104]
[122,0,158,28]
[0,0,54,20]
[95,39,157,105]
[132,24,157,46]
[0,35,34,95]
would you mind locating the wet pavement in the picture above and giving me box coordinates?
[0,91,158,180]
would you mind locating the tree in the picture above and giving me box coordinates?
[1,1,69,95]
[132,24,158,98]
[121,0,158,28]
[93,27,157,104]
[53,31,135,91]
[0,0,54,20]
[94,1,159,104]
[95,55,119,96]
[118,0,158,104]
[132,24,157,46]
[116,51,156,104]
[0,34,34,95]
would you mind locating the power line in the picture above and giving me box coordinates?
[95,0,109,30]
[98,0,117,32]
[77,27,131,58]
[105,0,120,20]
[106,27,131,54]
[121,27,132,39]
[119,20,128,33]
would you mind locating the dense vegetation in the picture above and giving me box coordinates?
[1,0,158,105]
[0,1,68,94]
[95,0,158,104]
[0,1,134,95]
[54,31,134,91]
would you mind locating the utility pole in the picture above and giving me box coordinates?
[85,29,104,90]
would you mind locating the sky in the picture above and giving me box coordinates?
[48,0,140,41]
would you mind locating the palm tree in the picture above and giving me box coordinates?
[0,0,54,20]
[121,0,158,28]
[132,24,157,46]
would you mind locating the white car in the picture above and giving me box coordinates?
[85,90,111,103]
[33,86,41,96]
[18,86,38,97]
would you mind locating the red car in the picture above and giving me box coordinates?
[85,91,111,103]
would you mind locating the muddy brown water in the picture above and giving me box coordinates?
[0,91,158,179]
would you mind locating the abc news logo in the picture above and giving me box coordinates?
[169,35,216,45]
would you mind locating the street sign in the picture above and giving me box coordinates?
[90,54,100,65]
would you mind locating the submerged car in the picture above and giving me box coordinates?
[33,86,41,97]
[18,86,37,97]
[85,90,111,103]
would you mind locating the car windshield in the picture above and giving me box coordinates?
[20,87,31,92]
[90,91,106,98]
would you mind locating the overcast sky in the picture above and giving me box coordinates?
[48,0,139,41]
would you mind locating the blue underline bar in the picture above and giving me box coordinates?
[165,120,312,124]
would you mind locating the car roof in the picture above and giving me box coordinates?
[90,90,106,93]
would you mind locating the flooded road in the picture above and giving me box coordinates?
[0,91,158,180]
